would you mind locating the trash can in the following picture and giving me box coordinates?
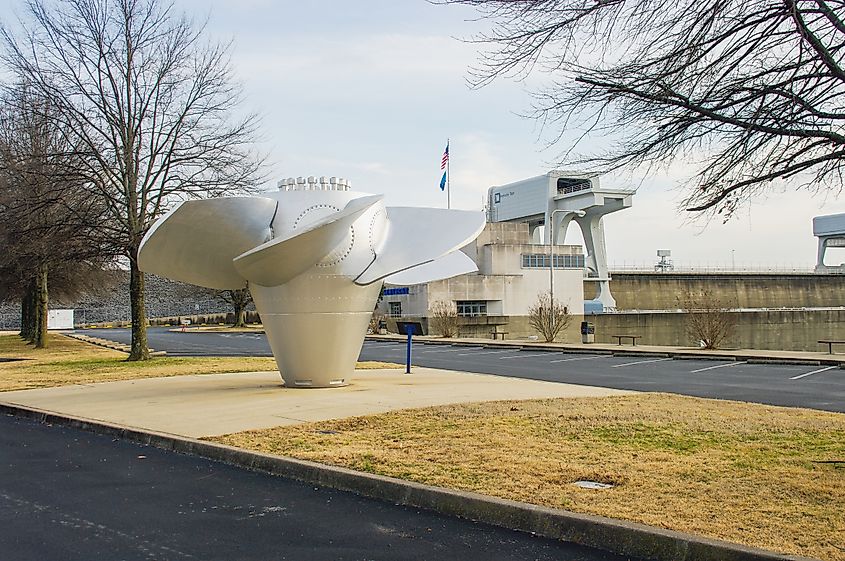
[580,321,595,344]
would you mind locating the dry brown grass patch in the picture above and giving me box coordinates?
[213,393,845,560]
[355,361,403,370]
[0,333,279,391]
[0,334,401,392]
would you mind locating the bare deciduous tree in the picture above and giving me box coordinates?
[217,286,252,328]
[2,0,265,359]
[443,0,845,218]
[429,300,459,338]
[0,83,115,348]
[367,311,386,335]
[528,291,570,342]
[678,288,736,349]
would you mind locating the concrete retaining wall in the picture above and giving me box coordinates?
[589,309,845,351]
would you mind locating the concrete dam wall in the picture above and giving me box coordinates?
[579,272,845,351]
[585,272,845,310]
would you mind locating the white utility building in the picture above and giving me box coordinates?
[378,221,586,338]
[47,309,74,330]
[487,171,635,310]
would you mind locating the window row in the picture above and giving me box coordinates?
[556,177,592,195]
[387,300,488,318]
[521,254,585,269]
[456,300,487,317]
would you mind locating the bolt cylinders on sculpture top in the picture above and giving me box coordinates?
[139,178,485,388]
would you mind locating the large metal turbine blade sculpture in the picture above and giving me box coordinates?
[138,176,486,388]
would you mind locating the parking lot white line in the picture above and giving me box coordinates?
[549,355,605,363]
[457,349,514,356]
[611,357,673,368]
[790,365,838,380]
[498,352,562,360]
[689,361,748,373]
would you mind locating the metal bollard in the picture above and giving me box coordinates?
[405,324,413,374]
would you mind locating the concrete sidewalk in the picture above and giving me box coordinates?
[0,367,631,438]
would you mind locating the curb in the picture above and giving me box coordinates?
[0,402,814,561]
[63,333,166,357]
[746,358,820,366]
[367,335,845,367]
[672,354,741,361]
[611,351,671,358]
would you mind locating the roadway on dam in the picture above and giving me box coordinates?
[78,328,845,413]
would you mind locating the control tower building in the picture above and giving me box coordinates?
[813,212,845,272]
[487,171,635,310]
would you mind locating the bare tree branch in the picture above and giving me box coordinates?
[2,0,267,359]
[441,0,845,217]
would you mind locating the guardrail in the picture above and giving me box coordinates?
[606,265,825,274]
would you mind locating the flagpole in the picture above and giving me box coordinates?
[447,138,451,209]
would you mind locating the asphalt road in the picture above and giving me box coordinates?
[79,328,845,413]
[0,414,631,561]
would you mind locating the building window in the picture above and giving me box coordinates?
[521,253,585,269]
[388,302,402,317]
[556,177,592,195]
[456,300,487,317]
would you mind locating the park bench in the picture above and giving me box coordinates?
[490,328,509,340]
[818,339,845,354]
[611,334,642,346]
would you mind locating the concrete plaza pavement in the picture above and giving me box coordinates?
[0,367,631,438]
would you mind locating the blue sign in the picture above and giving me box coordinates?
[383,287,409,296]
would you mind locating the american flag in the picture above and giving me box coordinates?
[440,142,449,170]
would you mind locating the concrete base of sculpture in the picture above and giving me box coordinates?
[251,276,381,387]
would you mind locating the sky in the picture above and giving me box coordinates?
[4,0,845,270]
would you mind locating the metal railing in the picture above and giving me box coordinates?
[607,262,821,274]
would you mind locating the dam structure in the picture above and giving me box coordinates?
[487,171,634,311]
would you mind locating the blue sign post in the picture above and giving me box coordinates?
[405,324,413,374]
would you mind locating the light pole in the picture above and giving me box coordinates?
[548,209,586,331]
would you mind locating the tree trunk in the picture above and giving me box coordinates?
[19,279,35,339]
[32,264,49,348]
[232,302,246,328]
[127,247,150,361]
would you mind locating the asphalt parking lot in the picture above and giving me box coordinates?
[1,414,630,561]
[359,340,845,412]
[79,328,845,412]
